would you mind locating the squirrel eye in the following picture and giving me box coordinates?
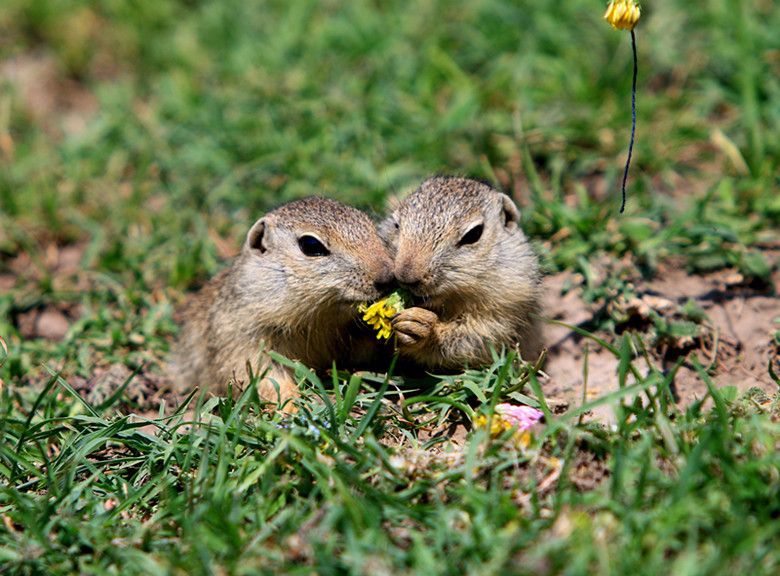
[458,224,484,246]
[298,235,330,257]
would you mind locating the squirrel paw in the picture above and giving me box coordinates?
[392,307,438,348]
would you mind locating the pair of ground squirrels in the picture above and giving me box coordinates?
[175,177,542,403]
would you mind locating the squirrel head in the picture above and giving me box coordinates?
[239,197,394,316]
[383,177,528,305]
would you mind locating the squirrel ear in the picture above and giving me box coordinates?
[246,219,267,253]
[500,194,520,231]
[385,194,403,212]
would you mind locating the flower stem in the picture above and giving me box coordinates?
[620,29,638,214]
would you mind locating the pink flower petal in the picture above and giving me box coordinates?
[495,403,544,431]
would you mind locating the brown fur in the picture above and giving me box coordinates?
[175,197,393,404]
[381,177,543,369]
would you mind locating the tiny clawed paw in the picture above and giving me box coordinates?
[395,332,416,346]
[392,307,438,347]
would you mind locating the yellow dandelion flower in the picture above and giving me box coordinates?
[358,291,406,340]
[604,0,640,31]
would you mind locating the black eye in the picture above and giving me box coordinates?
[458,224,483,246]
[298,235,330,257]
[394,220,400,229]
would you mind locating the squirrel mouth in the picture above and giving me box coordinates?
[408,290,438,306]
[341,289,384,305]
[397,283,425,299]
[404,281,453,308]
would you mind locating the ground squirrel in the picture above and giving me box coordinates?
[381,176,543,370]
[175,197,394,404]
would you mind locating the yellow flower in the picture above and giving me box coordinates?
[358,292,406,340]
[475,414,512,436]
[474,404,544,449]
[604,0,640,31]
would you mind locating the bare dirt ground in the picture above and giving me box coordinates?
[0,52,98,138]
[544,263,779,421]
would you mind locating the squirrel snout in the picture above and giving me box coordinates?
[394,263,424,289]
[373,262,395,294]
[396,274,421,289]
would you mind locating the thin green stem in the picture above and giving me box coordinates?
[620,29,638,214]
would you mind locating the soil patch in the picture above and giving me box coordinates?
[0,52,98,137]
[72,363,175,414]
[15,303,81,341]
[543,264,779,422]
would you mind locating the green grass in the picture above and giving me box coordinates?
[2,352,779,574]
[1,0,779,573]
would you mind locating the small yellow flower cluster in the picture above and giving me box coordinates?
[360,300,395,339]
[358,292,406,340]
[474,414,514,436]
[604,0,641,31]
[475,414,533,449]
[474,403,544,449]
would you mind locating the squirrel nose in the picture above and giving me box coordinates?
[395,252,427,290]
[395,266,423,289]
[374,263,395,293]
